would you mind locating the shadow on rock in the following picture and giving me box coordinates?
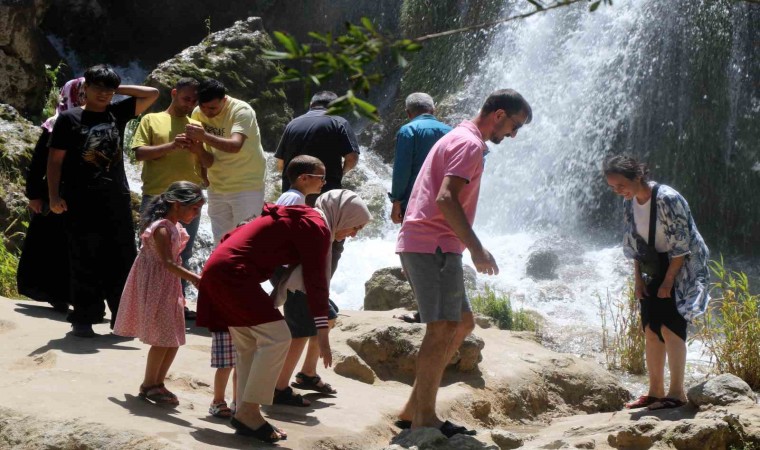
[107,395,193,427]
[29,333,139,356]
[14,303,70,322]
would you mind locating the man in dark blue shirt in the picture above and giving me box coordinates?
[388,93,452,224]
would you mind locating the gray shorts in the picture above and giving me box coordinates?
[399,249,471,323]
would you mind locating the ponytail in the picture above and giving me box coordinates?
[139,181,205,233]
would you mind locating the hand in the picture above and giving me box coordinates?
[657,278,674,299]
[390,201,403,224]
[634,277,647,300]
[49,196,67,214]
[173,133,192,150]
[185,124,206,142]
[28,199,44,214]
[317,327,332,368]
[189,274,201,288]
[186,139,204,155]
[471,246,499,276]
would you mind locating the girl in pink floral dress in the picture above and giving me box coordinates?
[114,181,205,405]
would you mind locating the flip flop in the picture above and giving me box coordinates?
[291,372,337,394]
[647,397,686,410]
[625,395,661,409]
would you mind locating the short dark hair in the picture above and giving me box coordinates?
[310,91,338,108]
[174,77,200,91]
[84,64,121,89]
[602,154,649,182]
[285,155,325,184]
[198,79,226,103]
[480,89,532,124]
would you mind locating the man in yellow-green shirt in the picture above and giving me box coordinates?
[132,77,213,318]
[186,79,267,244]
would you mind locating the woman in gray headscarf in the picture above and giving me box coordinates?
[197,189,371,444]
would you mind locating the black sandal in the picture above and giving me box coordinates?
[231,418,286,443]
[440,420,476,437]
[291,372,337,394]
[273,386,310,406]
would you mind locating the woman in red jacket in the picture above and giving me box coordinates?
[196,189,371,443]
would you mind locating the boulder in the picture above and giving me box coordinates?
[0,2,57,116]
[364,267,416,311]
[490,429,524,449]
[387,428,498,450]
[332,351,377,385]
[144,17,292,153]
[525,249,560,280]
[687,373,758,407]
[525,236,585,281]
[346,324,484,381]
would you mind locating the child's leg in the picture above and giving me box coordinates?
[298,319,335,380]
[213,367,233,404]
[275,337,308,391]
[143,346,169,387]
[156,347,179,385]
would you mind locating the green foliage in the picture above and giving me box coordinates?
[693,257,760,390]
[42,62,66,119]
[470,284,539,332]
[123,118,140,164]
[598,281,646,374]
[204,16,212,42]
[0,239,19,298]
[264,1,616,118]
[264,18,424,121]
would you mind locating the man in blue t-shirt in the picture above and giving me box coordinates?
[388,93,452,224]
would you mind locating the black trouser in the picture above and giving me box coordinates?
[65,190,136,327]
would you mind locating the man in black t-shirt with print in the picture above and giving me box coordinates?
[48,65,159,337]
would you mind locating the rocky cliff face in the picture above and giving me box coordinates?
[0,0,57,116]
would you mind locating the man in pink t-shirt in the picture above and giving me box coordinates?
[395,89,532,436]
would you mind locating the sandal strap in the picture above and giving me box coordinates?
[296,372,320,383]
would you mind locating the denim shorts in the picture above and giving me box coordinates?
[283,291,339,338]
[399,248,471,323]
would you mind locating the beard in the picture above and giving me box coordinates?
[489,135,504,144]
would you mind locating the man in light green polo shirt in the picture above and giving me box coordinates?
[132,77,213,319]
[186,79,267,244]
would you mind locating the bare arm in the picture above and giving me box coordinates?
[47,148,67,214]
[342,151,359,174]
[185,124,245,153]
[116,85,159,116]
[188,140,214,168]
[276,157,284,172]
[153,226,201,286]
[436,175,499,275]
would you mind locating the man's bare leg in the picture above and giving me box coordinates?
[411,320,458,428]
[399,312,475,423]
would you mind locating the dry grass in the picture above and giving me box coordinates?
[693,258,760,390]
[598,281,646,374]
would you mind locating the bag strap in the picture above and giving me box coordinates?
[648,184,660,248]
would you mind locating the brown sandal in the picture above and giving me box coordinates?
[140,384,179,406]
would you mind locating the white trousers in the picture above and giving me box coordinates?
[229,321,292,405]
[207,189,265,245]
